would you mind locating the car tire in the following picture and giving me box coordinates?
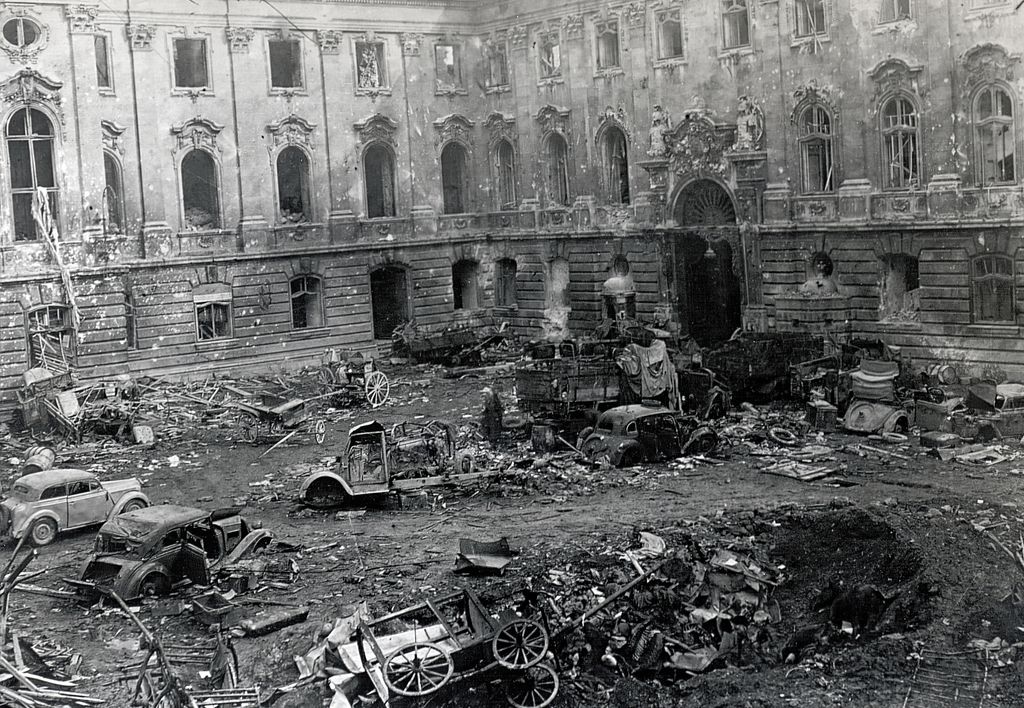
[121,499,147,514]
[29,518,58,547]
[139,573,170,597]
[618,448,642,468]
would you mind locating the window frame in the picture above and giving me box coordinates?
[544,132,571,207]
[440,141,470,215]
[94,32,114,93]
[594,18,621,72]
[7,107,59,243]
[484,39,510,92]
[492,138,517,210]
[267,35,305,93]
[797,103,836,194]
[601,126,630,205]
[193,284,233,341]
[721,0,751,50]
[878,0,913,23]
[538,28,562,82]
[434,42,465,95]
[972,83,1017,186]
[2,17,40,49]
[103,150,126,234]
[363,142,397,219]
[880,94,921,190]
[179,148,222,232]
[494,258,518,309]
[354,39,389,96]
[289,274,325,330]
[275,145,313,224]
[25,303,76,370]
[655,8,685,62]
[793,0,828,39]
[971,254,1015,324]
[451,259,481,311]
[171,36,212,93]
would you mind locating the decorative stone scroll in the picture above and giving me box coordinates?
[868,58,924,98]
[484,112,516,149]
[65,5,98,33]
[171,117,225,153]
[960,43,1019,95]
[317,29,342,54]
[354,112,398,147]
[127,23,156,51]
[225,27,255,53]
[101,119,127,155]
[267,114,316,150]
[535,104,571,136]
[433,113,475,149]
[562,15,584,39]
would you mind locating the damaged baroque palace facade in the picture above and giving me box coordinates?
[0,0,1022,403]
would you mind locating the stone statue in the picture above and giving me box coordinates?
[358,46,380,88]
[734,95,764,151]
[648,105,671,157]
[798,251,840,296]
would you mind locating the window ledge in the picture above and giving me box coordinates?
[355,86,391,98]
[172,87,213,98]
[195,336,235,350]
[875,318,922,329]
[289,326,330,340]
[485,84,511,95]
[270,87,308,97]
[435,85,468,97]
[98,87,115,97]
[538,75,564,87]
[593,67,624,79]
[964,323,1021,337]
[718,46,754,62]
[872,18,917,34]
[653,57,686,70]
[790,34,831,50]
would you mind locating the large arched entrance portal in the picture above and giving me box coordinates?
[671,180,743,346]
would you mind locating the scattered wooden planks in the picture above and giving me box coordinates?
[761,460,840,482]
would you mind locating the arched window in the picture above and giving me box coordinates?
[440,142,469,214]
[972,254,1014,323]
[493,139,516,210]
[290,275,323,329]
[494,258,518,307]
[276,146,311,223]
[881,96,919,189]
[452,259,480,310]
[544,133,570,206]
[103,151,125,234]
[798,104,834,193]
[364,144,395,218]
[602,127,630,204]
[974,85,1016,184]
[7,108,57,241]
[180,149,220,230]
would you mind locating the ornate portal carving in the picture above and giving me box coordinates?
[667,113,730,179]
[267,114,316,150]
[171,117,225,153]
[433,113,475,149]
[354,112,398,147]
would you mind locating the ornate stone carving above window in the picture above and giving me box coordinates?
[433,113,475,149]
[959,43,1020,97]
[535,104,571,135]
[127,23,156,51]
[101,119,127,155]
[667,113,732,179]
[624,2,646,27]
[484,112,516,149]
[509,25,529,50]
[355,33,390,98]
[400,33,423,56]
[0,8,49,64]
[562,15,584,40]
[65,5,98,33]
[354,112,398,147]
[0,69,64,132]
[267,114,316,151]
[171,117,224,153]
[791,80,838,122]
[597,105,628,136]
[317,29,342,54]
[225,27,255,53]
[869,58,924,99]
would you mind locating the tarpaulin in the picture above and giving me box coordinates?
[616,340,678,403]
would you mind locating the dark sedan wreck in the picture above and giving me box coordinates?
[579,404,718,467]
[67,504,271,600]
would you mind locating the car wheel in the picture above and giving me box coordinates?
[29,518,58,547]
[139,573,170,597]
[618,448,642,468]
[121,499,147,513]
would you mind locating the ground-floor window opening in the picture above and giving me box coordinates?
[879,254,920,321]
[452,259,480,310]
[494,258,518,307]
[193,284,232,340]
[370,266,409,339]
[290,275,323,329]
[26,304,75,370]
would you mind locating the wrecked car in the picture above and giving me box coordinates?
[1,469,148,547]
[300,420,477,507]
[68,504,271,600]
[951,381,1024,442]
[578,404,718,467]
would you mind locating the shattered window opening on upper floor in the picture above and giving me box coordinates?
[595,19,620,70]
[173,38,210,90]
[8,107,58,242]
[721,0,750,49]
[794,0,827,38]
[269,37,303,90]
[434,43,463,92]
[364,143,396,218]
[181,149,220,231]
[493,138,516,210]
[879,0,912,22]
[539,30,561,79]
[276,146,311,224]
[656,9,684,60]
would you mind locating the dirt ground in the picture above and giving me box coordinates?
[4,365,1024,707]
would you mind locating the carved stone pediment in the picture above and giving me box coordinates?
[267,114,316,149]
[535,104,571,135]
[0,69,64,131]
[667,114,731,179]
[101,119,127,154]
[433,113,475,149]
[869,58,924,97]
[791,80,839,122]
[960,43,1020,93]
[171,117,225,153]
[354,112,398,147]
[484,112,516,148]
[226,27,255,53]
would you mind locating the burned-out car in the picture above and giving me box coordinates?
[951,381,1024,442]
[300,420,476,506]
[67,504,271,600]
[578,404,718,467]
[1,469,148,547]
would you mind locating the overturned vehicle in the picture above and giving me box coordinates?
[300,420,479,507]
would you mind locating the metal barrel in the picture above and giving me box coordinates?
[22,446,55,473]
[927,364,958,385]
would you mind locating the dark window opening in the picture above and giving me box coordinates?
[173,38,209,89]
[95,34,112,89]
[290,275,323,329]
[657,11,684,59]
[434,44,462,90]
[276,146,311,223]
[103,152,124,234]
[269,38,302,89]
[494,139,516,209]
[722,0,750,48]
[545,133,570,206]
[486,42,509,87]
[441,142,469,214]
[125,290,137,349]
[603,127,630,204]
[181,149,220,230]
[26,305,75,370]
[880,0,912,22]
[799,105,834,193]
[882,97,919,189]
[539,33,561,78]
[972,254,1014,323]
[974,85,1016,185]
[364,144,395,218]
[494,258,518,308]
[3,18,39,47]
[8,108,57,242]
[370,266,409,338]
[596,20,620,69]
[452,260,480,310]
[879,254,920,321]
[196,302,231,340]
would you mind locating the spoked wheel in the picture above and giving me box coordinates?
[318,366,337,395]
[383,641,454,697]
[504,663,559,708]
[493,619,549,669]
[240,415,259,444]
[365,371,390,408]
[313,419,326,445]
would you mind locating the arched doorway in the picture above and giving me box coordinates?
[370,266,410,339]
[671,179,742,346]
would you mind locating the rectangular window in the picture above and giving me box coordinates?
[196,302,231,340]
[27,305,75,370]
[722,0,750,49]
[95,34,112,89]
[802,139,833,192]
[125,290,137,349]
[290,276,324,329]
[973,256,1014,323]
[173,38,210,89]
[494,259,518,308]
[656,10,684,60]
[435,44,462,90]
[539,32,561,78]
[356,41,387,90]
[879,0,912,22]
[596,20,620,69]
[269,38,302,89]
[795,0,827,37]
[486,42,509,88]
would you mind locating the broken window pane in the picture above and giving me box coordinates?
[795,0,827,37]
[494,258,518,307]
[882,97,919,189]
[799,105,834,193]
[434,43,462,89]
[972,255,1014,323]
[95,34,112,89]
[879,0,912,22]
[546,133,570,206]
[974,86,1016,184]
[441,142,468,214]
[104,152,125,233]
[196,302,231,340]
[290,275,323,329]
[603,127,630,204]
[879,254,920,321]
[7,108,57,241]
[174,38,209,89]
[181,149,220,230]
[26,305,75,369]
[364,144,396,218]
[452,259,480,310]
[269,38,302,88]
[539,32,561,78]
[356,42,386,89]
[277,146,311,223]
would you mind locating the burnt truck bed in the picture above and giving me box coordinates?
[515,356,621,418]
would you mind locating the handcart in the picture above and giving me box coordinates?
[318,349,390,408]
[234,393,326,445]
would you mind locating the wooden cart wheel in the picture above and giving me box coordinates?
[314,419,326,445]
[318,365,337,391]
[504,663,559,708]
[383,641,454,697]
[240,415,259,444]
[493,619,549,670]
[365,371,390,408]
